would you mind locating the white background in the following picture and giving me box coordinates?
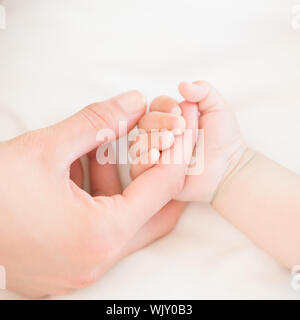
[0,0,300,299]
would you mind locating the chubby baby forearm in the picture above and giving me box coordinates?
[212,149,300,269]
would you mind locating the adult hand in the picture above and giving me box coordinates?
[0,91,190,298]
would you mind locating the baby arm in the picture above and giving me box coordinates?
[181,81,300,269]
[133,81,300,269]
[213,149,300,268]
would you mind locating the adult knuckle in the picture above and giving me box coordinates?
[80,103,113,132]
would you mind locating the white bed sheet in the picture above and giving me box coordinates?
[0,0,300,299]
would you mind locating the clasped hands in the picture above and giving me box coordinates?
[0,81,245,298]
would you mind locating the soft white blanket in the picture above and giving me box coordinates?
[0,0,299,299]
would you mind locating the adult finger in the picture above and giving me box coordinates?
[88,147,122,197]
[48,91,146,170]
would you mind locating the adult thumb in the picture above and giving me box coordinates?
[48,90,146,167]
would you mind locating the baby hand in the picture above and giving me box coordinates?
[129,96,187,177]
[131,81,247,203]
